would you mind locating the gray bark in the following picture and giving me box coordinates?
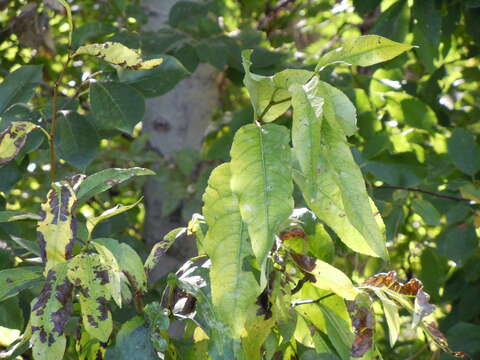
[142,0,219,277]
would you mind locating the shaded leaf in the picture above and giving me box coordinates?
[411,199,441,226]
[30,262,73,360]
[0,266,43,302]
[0,122,38,166]
[75,42,163,69]
[347,293,375,357]
[76,167,155,204]
[423,322,469,358]
[202,163,260,338]
[37,181,78,273]
[385,93,437,130]
[144,227,186,274]
[437,225,478,265]
[90,81,145,134]
[447,128,480,176]
[370,0,409,42]
[67,253,112,342]
[0,210,41,222]
[0,65,43,115]
[230,123,293,268]
[315,35,412,71]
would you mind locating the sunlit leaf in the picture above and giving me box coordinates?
[144,227,187,274]
[0,122,38,166]
[230,123,293,268]
[202,163,260,338]
[86,198,142,235]
[75,42,163,69]
[315,35,412,71]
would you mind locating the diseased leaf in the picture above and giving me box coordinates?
[0,65,43,115]
[242,50,313,122]
[93,238,147,293]
[67,253,113,342]
[76,167,155,204]
[86,198,142,235]
[315,35,412,71]
[30,262,73,360]
[347,293,375,357]
[0,122,38,166]
[37,181,79,273]
[75,42,163,69]
[90,82,145,134]
[202,163,261,338]
[92,242,123,307]
[144,227,186,274]
[0,210,41,222]
[230,123,293,268]
[0,266,43,302]
[423,322,468,358]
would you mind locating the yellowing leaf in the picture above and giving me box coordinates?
[67,253,113,342]
[37,181,79,273]
[86,198,142,235]
[31,263,73,360]
[307,259,359,301]
[74,42,163,70]
[0,122,38,166]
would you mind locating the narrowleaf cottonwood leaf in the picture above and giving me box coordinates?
[67,253,113,342]
[230,123,293,268]
[75,42,163,69]
[202,163,260,338]
[37,181,79,273]
[30,262,73,360]
[315,35,412,71]
[144,227,187,274]
[0,210,41,222]
[0,266,43,302]
[86,198,142,235]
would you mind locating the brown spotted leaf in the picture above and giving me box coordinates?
[364,271,422,295]
[37,181,78,273]
[67,253,112,342]
[424,322,469,358]
[30,262,73,360]
[347,293,375,358]
[144,227,186,275]
[0,121,38,166]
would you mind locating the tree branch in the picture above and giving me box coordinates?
[376,185,471,202]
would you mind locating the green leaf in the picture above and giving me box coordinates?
[67,253,113,342]
[0,266,43,302]
[0,122,39,166]
[90,82,145,134]
[370,0,410,42]
[105,316,157,360]
[385,93,437,130]
[86,198,142,235]
[437,225,478,265]
[306,259,359,301]
[118,55,189,97]
[315,35,412,71]
[72,22,116,49]
[93,238,147,293]
[0,210,41,223]
[37,181,78,273]
[0,66,43,115]
[76,167,155,204]
[74,42,163,69]
[412,0,441,73]
[144,227,186,274]
[411,199,441,226]
[447,128,480,176]
[54,112,99,170]
[230,123,293,267]
[31,262,73,360]
[202,163,261,338]
[373,289,400,347]
[241,50,313,122]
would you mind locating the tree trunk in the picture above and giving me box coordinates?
[142,0,219,277]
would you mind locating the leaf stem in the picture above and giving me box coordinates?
[290,293,334,307]
[257,96,291,122]
[375,185,471,203]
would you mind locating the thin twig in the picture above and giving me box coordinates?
[376,185,471,202]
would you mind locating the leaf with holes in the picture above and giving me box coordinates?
[30,262,74,360]
[67,253,112,342]
[230,123,293,268]
[202,163,261,338]
[37,181,79,273]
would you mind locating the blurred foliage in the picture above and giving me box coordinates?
[0,0,479,359]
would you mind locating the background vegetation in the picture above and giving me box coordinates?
[0,0,479,359]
